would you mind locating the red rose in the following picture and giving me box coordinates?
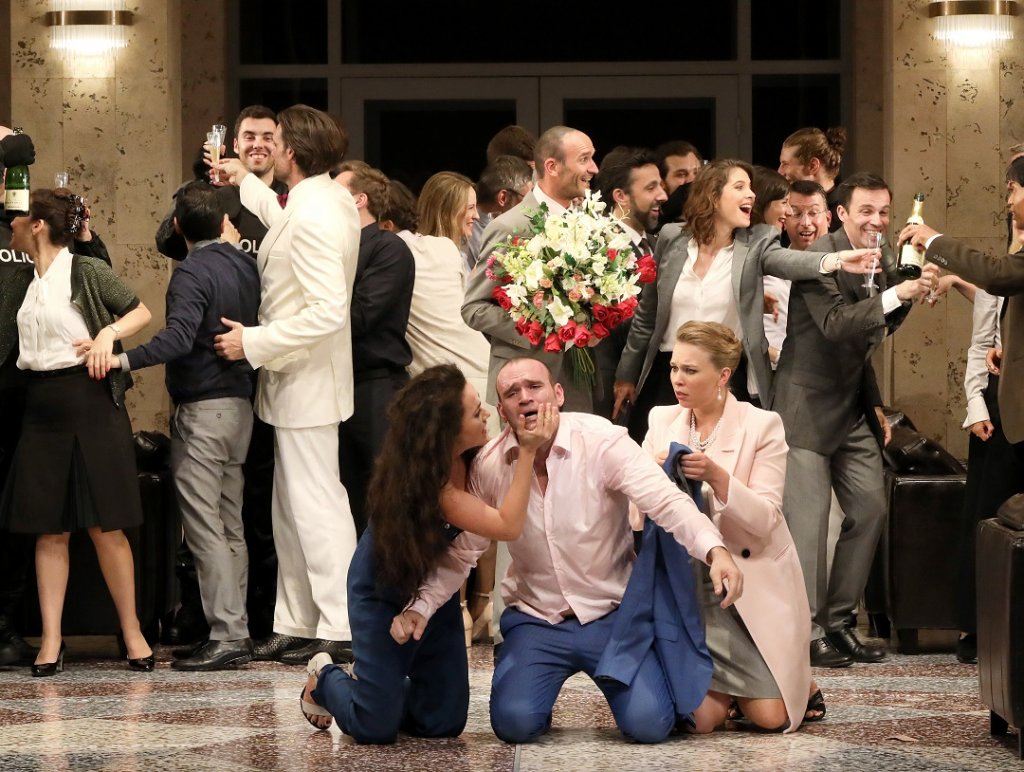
[605,306,624,328]
[618,302,634,321]
[574,326,591,347]
[526,321,544,346]
[591,322,610,339]
[607,248,617,262]
[502,273,515,284]
[492,286,513,311]
[515,317,531,337]
[592,304,609,322]
[544,332,562,353]
[558,321,577,342]
[636,255,657,284]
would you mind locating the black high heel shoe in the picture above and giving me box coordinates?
[31,641,66,677]
[127,652,155,672]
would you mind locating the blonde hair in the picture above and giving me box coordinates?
[683,159,754,246]
[675,320,742,371]
[418,171,473,245]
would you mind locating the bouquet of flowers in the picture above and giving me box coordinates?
[484,190,657,388]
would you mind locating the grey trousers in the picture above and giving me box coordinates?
[170,397,254,641]
[783,417,886,639]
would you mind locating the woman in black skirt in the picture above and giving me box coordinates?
[0,189,153,675]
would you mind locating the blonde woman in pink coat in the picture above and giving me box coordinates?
[641,320,821,732]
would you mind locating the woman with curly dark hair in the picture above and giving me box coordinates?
[298,364,554,743]
[613,159,878,442]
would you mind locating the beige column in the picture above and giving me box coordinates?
[8,1,225,433]
[884,0,1023,457]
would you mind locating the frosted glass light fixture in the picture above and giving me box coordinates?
[45,0,134,56]
[929,0,1019,47]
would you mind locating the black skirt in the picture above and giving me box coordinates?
[0,366,143,534]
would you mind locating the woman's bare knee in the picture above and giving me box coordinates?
[737,697,789,731]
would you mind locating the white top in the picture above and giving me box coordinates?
[963,288,1003,428]
[762,275,792,360]
[661,239,739,353]
[17,247,90,372]
[398,231,490,383]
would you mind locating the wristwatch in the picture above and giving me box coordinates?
[108,322,123,340]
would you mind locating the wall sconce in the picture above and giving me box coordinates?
[45,1,134,56]
[929,1,1019,47]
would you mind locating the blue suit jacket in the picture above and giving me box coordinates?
[594,509,712,718]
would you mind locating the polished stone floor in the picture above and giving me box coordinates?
[0,636,1019,771]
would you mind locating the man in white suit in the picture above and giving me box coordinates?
[215,105,361,664]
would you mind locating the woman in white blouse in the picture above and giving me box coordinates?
[1,189,152,675]
[397,172,498,643]
[613,159,877,441]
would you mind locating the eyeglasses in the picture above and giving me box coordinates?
[502,188,526,203]
[791,208,826,219]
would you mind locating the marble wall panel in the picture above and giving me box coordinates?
[180,0,226,184]
[63,77,119,240]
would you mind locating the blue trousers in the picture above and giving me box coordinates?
[490,607,676,744]
[312,528,469,744]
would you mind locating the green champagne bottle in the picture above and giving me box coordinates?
[3,127,30,216]
[897,193,925,279]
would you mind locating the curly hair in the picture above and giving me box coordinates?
[30,188,86,247]
[683,159,754,246]
[368,364,469,599]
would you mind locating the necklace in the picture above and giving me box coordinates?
[689,411,724,452]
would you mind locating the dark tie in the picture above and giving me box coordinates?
[277,193,288,209]
[637,236,652,257]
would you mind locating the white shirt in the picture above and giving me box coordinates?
[661,239,739,353]
[532,185,569,217]
[16,247,90,372]
[963,289,1003,428]
[408,413,724,624]
[398,231,490,384]
[762,275,792,361]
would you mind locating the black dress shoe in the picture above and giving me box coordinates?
[956,633,977,664]
[252,633,310,662]
[0,641,18,666]
[826,626,887,663]
[279,638,353,666]
[810,637,853,668]
[172,640,207,660]
[172,638,254,671]
[0,628,38,666]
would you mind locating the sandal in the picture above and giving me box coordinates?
[300,652,334,731]
[804,689,826,722]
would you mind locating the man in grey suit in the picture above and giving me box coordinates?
[772,173,935,667]
[462,125,599,412]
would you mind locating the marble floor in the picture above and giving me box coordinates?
[0,637,1019,771]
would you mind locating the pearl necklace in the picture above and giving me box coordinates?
[689,411,724,452]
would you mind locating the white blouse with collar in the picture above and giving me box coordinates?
[16,247,90,372]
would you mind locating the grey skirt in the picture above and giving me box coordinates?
[693,558,781,699]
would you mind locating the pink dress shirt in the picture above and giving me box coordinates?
[408,413,725,625]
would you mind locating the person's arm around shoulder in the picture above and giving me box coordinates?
[441,405,556,541]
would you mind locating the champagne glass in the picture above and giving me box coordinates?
[862,230,883,297]
[206,131,222,183]
[54,171,69,189]
[212,123,227,141]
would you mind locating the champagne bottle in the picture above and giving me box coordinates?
[3,127,30,217]
[897,193,926,279]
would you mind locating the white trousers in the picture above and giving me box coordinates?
[272,424,356,640]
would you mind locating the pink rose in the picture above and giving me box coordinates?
[568,289,582,302]
[574,326,591,347]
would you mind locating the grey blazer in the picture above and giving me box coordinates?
[927,234,1024,443]
[461,191,593,409]
[615,223,835,401]
[768,228,909,455]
